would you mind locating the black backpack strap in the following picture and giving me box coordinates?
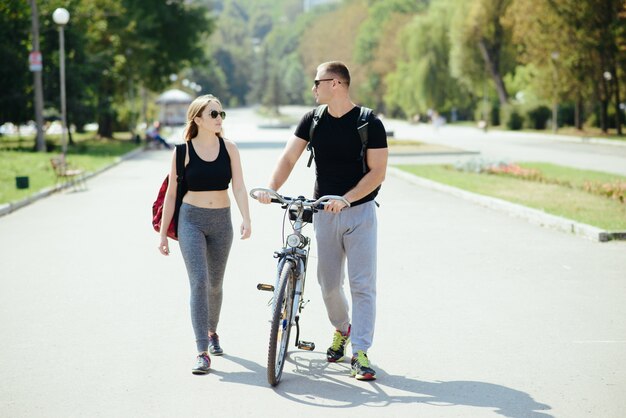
[175,143,186,182]
[307,105,327,168]
[357,106,373,173]
[172,143,187,236]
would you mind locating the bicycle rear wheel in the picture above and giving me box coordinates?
[267,260,295,386]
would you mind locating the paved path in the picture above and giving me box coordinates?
[1,110,626,417]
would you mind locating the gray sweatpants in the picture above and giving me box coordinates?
[313,200,377,355]
[178,203,233,353]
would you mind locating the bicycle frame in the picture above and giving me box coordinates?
[251,188,350,386]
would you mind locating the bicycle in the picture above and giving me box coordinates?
[250,188,350,386]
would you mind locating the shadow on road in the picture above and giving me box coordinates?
[216,353,552,417]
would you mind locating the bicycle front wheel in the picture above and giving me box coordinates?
[267,260,295,386]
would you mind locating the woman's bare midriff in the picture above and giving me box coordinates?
[183,190,230,208]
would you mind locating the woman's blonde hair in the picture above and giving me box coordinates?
[183,94,224,141]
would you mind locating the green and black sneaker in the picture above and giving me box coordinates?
[326,326,350,362]
[351,350,376,381]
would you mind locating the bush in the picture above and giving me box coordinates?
[558,102,576,127]
[526,105,551,130]
[502,105,524,130]
[491,102,500,126]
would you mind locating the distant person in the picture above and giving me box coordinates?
[254,61,388,381]
[157,94,252,375]
[146,121,172,149]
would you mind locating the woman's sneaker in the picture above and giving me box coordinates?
[326,326,350,362]
[209,334,223,356]
[351,350,376,381]
[192,352,211,375]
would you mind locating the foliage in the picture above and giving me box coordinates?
[0,1,33,125]
[501,104,524,130]
[385,0,475,119]
[4,0,213,139]
[506,0,625,132]
[352,0,425,109]
[583,181,626,204]
[451,0,517,106]
[4,0,624,135]
[526,105,551,130]
[299,0,368,104]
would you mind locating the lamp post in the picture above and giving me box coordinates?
[550,51,559,133]
[53,8,70,155]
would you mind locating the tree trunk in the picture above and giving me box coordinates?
[614,67,622,135]
[600,100,608,134]
[575,97,583,130]
[477,39,508,106]
[97,113,114,138]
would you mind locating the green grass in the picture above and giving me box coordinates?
[395,162,626,231]
[388,138,424,146]
[1,134,140,205]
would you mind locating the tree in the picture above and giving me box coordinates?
[353,0,426,110]
[299,0,368,104]
[34,0,212,138]
[507,0,624,133]
[384,0,474,119]
[451,0,516,107]
[0,1,32,127]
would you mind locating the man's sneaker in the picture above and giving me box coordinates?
[351,350,376,381]
[326,326,350,362]
[192,352,211,375]
[209,334,223,356]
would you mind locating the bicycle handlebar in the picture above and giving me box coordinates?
[249,188,350,208]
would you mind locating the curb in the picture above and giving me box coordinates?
[388,166,617,242]
[0,147,145,218]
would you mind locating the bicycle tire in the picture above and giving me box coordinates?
[267,260,295,386]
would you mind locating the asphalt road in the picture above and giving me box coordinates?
[1,108,625,417]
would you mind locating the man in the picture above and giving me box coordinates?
[146,121,172,149]
[257,61,388,380]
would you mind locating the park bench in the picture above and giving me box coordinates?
[50,155,87,191]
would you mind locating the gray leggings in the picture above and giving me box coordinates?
[178,203,233,353]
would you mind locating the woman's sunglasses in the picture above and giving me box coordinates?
[207,110,226,119]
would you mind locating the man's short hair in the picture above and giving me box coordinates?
[318,61,350,86]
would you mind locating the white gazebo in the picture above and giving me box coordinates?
[156,89,194,126]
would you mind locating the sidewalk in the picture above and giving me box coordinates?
[1,141,625,417]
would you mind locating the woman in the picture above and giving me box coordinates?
[158,94,251,375]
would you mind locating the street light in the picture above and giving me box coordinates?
[53,8,70,155]
[550,52,559,133]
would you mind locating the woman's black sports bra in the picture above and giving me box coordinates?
[184,137,231,191]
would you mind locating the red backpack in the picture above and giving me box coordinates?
[152,143,187,240]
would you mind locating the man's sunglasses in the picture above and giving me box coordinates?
[314,78,341,87]
[207,110,226,119]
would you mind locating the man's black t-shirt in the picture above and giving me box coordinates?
[294,106,387,206]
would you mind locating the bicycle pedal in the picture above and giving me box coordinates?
[297,341,315,351]
[257,283,274,292]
